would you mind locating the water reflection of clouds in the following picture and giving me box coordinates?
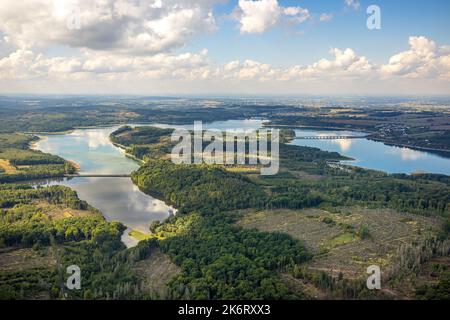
[37,127,138,174]
[32,137,57,153]
[329,139,353,152]
[73,129,112,149]
[386,147,426,161]
[128,186,166,215]
[36,141,58,154]
[305,133,354,153]
[130,184,176,216]
[62,178,175,233]
[151,119,265,131]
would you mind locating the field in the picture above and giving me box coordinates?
[237,207,442,279]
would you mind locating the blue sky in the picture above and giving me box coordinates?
[183,0,450,66]
[0,0,449,95]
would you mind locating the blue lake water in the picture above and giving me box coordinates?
[34,126,140,175]
[290,129,450,175]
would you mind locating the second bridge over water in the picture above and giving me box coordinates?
[64,174,131,178]
[295,135,368,140]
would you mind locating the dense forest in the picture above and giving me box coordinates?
[110,126,174,146]
[110,126,176,160]
[0,184,124,247]
[159,213,310,299]
[260,169,450,216]
[132,160,267,215]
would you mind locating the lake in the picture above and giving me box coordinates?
[32,120,265,247]
[289,129,450,175]
[34,126,140,175]
[32,120,450,247]
[32,126,176,247]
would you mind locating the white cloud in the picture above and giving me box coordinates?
[0,35,449,95]
[284,48,374,80]
[0,48,211,81]
[237,0,280,34]
[216,47,374,82]
[380,36,450,80]
[224,60,240,71]
[345,0,361,10]
[237,0,310,34]
[223,59,278,81]
[0,0,219,55]
[0,49,36,79]
[319,13,333,22]
[283,7,310,24]
[3,37,449,84]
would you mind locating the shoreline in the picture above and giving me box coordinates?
[368,137,450,156]
[28,135,47,150]
[30,135,83,172]
[265,123,371,135]
[268,124,450,158]
[111,142,146,165]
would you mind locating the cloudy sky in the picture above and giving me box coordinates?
[0,0,449,95]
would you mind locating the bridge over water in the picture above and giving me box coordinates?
[295,135,368,140]
[64,174,131,178]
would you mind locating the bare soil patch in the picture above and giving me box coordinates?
[133,248,181,299]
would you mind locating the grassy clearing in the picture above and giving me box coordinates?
[129,229,153,241]
[237,207,441,278]
[224,166,261,174]
[32,200,97,220]
[325,232,356,249]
